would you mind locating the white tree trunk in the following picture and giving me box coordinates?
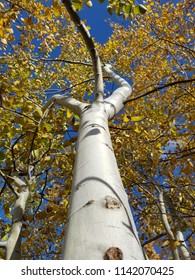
[56,0,144,259]
[62,99,144,259]
[0,176,30,260]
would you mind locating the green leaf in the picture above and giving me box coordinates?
[132,5,140,15]
[33,107,43,118]
[72,0,83,11]
[32,149,40,158]
[123,4,132,15]
[132,4,147,15]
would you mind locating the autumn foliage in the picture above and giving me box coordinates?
[0,0,194,259]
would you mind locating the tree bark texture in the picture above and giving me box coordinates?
[62,99,144,259]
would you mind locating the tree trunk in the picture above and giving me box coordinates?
[62,101,144,259]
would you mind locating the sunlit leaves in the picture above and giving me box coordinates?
[72,0,85,11]
[123,114,129,123]
[3,204,12,219]
[0,0,194,260]
[131,116,145,122]
[104,0,195,259]
[71,0,147,19]
[86,1,93,8]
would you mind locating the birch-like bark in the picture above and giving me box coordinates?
[43,1,145,259]
[43,70,144,259]
[158,189,180,260]
[103,64,132,119]
[6,176,29,259]
[164,193,191,260]
[62,101,144,259]
[0,175,30,259]
[42,94,88,116]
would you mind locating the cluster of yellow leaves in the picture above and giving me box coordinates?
[0,0,194,259]
[0,0,87,259]
[102,0,195,258]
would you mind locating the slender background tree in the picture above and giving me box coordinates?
[0,0,194,259]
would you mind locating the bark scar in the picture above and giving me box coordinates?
[105,196,122,209]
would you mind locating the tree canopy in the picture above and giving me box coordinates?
[0,0,194,259]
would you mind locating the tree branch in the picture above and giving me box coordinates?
[124,78,195,103]
[32,57,93,66]
[103,64,132,119]
[6,177,30,259]
[164,193,191,260]
[0,170,19,197]
[48,78,95,94]
[61,0,104,102]
[142,232,166,246]
[42,94,87,116]
[157,188,180,260]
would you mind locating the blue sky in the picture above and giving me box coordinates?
[79,0,181,44]
[80,1,115,44]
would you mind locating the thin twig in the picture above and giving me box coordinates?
[124,78,195,103]
[0,170,18,197]
[142,232,166,246]
[31,57,93,67]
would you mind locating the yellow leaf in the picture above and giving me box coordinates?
[0,28,5,37]
[131,116,144,122]
[44,123,52,132]
[44,7,52,20]
[156,143,161,148]
[174,241,181,246]
[123,114,129,123]
[44,156,51,161]
[23,17,34,26]
[53,7,61,17]
[170,126,177,136]
[67,109,72,118]
[41,133,49,138]
[5,225,11,232]
[134,124,141,133]
[170,239,181,250]
[13,80,20,86]
[5,212,12,219]
[6,27,14,34]
[72,0,83,11]
[3,204,12,218]
[34,107,43,118]
[161,239,169,248]
[52,26,58,33]
[32,149,40,158]
[1,233,8,241]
